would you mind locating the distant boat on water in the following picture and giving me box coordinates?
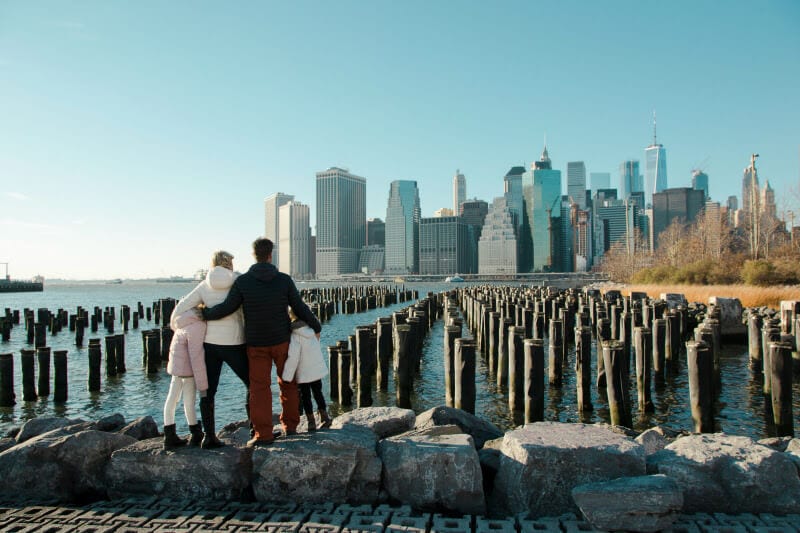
[106,279,123,284]
[445,275,465,283]
[156,275,194,283]
[0,265,44,293]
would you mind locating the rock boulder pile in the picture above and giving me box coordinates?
[1,407,799,530]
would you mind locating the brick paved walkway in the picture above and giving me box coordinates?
[0,497,799,532]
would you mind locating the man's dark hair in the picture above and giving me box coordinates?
[253,238,273,262]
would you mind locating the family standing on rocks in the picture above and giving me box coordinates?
[164,238,325,450]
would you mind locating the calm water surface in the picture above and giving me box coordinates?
[0,281,797,438]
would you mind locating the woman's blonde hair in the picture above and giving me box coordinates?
[211,250,234,269]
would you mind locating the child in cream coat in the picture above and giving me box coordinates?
[282,308,331,431]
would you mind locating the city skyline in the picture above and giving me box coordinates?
[2,1,799,278]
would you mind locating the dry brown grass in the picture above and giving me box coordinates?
[620,284,800,309]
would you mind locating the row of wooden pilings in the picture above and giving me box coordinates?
[746,302,800,437]
[455,286,797,437]
[326,290,442,410]
[0,285,413,408]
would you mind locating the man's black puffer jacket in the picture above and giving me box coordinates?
[202,262,321,347]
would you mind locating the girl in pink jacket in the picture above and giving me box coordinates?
[163,308,209,450]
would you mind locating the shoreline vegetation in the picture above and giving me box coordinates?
[604,283,800,309]
[596,201,800,308]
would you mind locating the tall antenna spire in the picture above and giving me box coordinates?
[652,109,657,145]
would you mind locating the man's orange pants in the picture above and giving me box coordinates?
[247,342,299,440]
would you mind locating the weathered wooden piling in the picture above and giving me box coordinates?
[454,338,476,414]
[160,327,173,363]
[768,341,793,437]
[443,325,461,408]
[496,317,512,388]
[665,312,681,363]
[53,350,68,403]
[523,338,545,422]
[652,318,667,382]
[88,340,102,392]
[687,340,714,433]
[761,323,781,396]
[338,348,354,407]
[36,346,50,396]
[145,330,161,374]
[548,319,563,387]
[634,327,654,413]
[602,340,631,428]
[0,353,14,407]
[356,326,374,408]
[105,335,117,377]
[327,346,340,402]
[34,322,47,348]
[376,318,392,391]
[596,317,610,389]
[394,325,412,409]
[488,312,500,374]
[508,326,525,413]
[20,348,37,401]
[575,326,592,412]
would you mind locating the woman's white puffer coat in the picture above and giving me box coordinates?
[283,322,328,384]
[171,266,245,345]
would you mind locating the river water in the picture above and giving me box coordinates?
[0,281,797,439]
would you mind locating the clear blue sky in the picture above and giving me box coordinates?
[2,1,799,279]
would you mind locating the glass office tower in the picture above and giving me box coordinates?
[385,180,420,274]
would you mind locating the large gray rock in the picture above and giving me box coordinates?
[415,406,503,449]
[572,475,683,532]
[708,297,746,338]
[252,426,381,504]
[0,429,136,502]
[331,407,415,438]
[96,413,126,432]
[636,428,668,456]
[786,438,800,472]
[106,438,251,500]
[118,416,159,440]
[16,417,82,443]
[651,433,800,514]
[0,438,15,454]
[379,431,485,515]
[490,422,646,517]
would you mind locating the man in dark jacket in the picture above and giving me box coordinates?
[203,238,322,446]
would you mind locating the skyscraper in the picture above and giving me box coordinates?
[692,170,710,199]
[264,192,294,269]
[523,145,562,272]
[452,170,466,214]
[315,167,366,277]
[418,216,475,275]
[644,113,668,206]
[460,199,489,237]
[741,154,759,215]
[567,161,587,209]
[652,187,706,248]
[504,165,531,272]
[366,218,385,246]
[590,172,611,193]
[619,161,641,199]
[478,197,517,274]
[277,201,310,278]
[385,180,420,274]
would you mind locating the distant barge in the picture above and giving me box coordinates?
[0,279,44,293]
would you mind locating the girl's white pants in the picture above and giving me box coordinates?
[163,376,198,426]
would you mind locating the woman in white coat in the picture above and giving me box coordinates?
[282,308,331,431]
[171,250,247,448]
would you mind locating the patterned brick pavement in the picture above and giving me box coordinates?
[0,498,798,532]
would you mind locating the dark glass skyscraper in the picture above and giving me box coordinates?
[385,180,420,274]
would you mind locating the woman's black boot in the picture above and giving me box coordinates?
[200,397,225,449]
